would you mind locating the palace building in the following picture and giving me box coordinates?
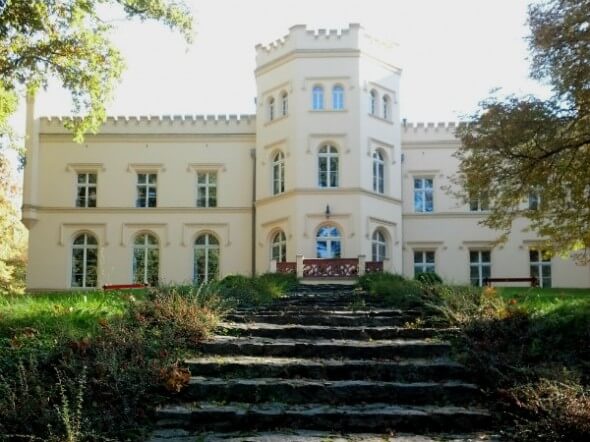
[22,24,590,290]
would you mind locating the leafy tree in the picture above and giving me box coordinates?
[454,0,590,260]
[0,0,193,141]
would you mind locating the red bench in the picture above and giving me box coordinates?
[103,283,147,291]
[483,277,538,287]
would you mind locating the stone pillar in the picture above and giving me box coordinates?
[358,254,366,276]
[269,259,277,273]
[296,254,304,279]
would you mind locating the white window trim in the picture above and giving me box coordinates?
[413,176,434,213]
[71,233,98,289]
[469,250,491,287]
[194,233,220,283]
[272,152,285,196]
[133,233,159,285]
[196,171,218,208]
[413,250,436,275]
[75,172,97,208]
[136,172,158,208]
[270,230,287,262]
[318,145,339,188]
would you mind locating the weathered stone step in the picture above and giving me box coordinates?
[226,313,419,326]
[219,323,458,340]
[156,402,491,433]
[182,377,481,405]
[149,429,500,442]
[234,308,410,317]
[197,336,451,359]
[185,356,469,382]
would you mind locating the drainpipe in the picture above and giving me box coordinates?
[250,149,257,276]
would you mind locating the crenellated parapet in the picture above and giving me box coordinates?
[401,122,466,146]
[255,24,399,70]
[39,114,257,135]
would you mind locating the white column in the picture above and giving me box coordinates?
[296,254,304,278]
[358,254,366,276]
[269,259,277,273]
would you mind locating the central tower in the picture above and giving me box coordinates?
[254,24,403,274]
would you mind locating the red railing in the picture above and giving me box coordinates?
[276,261,296,274]
[365,261,384,273]
[303,258,359,278]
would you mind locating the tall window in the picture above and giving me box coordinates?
[371,230,387,262]
[316,225,341,259]
[469,193,489,211]
[312,85,324,110]
[76,173,97,208]
[272,152,285,195]
[530,250,552,288]
[197,172,217,207]
[372,151,385,194]
[470,250,491,287]
[414,177,434,212]
[414,250,435,274]
[528,191,540,210]
[370,89,378,115]
[136,173,157,207]
[271,230,287,262]
[71,233,98,288]
[318,145,339,188]
[280,91,288,116]
[382,95,391,120]
[133,233,159,286]
[332,85,344,110]
[194,233,219,283]
[268,97,275,121]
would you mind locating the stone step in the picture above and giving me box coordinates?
[155,402,491,433]
[234,308,409,316]
[181,377,481,406]
[219,322,458,340]
[149,429,500,442]
[226,313,419,326]
[185,356,469,382]
[197,336,451,359]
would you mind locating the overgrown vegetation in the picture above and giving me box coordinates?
[0,284,224,441]
[357,272,429,309]
[216,273,298,306]
[431,285,590,441]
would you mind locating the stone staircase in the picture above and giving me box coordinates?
[150,285,495,441]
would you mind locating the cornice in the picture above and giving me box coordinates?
[402,212,489,219]
[256,187,403,207]
[32,206,253,214]
[39,133,256,144]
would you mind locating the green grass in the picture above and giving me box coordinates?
[0,290,147,350]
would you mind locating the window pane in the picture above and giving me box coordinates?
[414,251,422,263]
[316,241,328,258]
[481,251,491,262]
[426,251,435,263]
[88,174,97,184]
[148,174,157,184]
[424,179,433,189]
[137,174,146,183]
[529,250,539,262]
[414,191,424,212]
[332,240,341,258]
[470,265,479,279]
[77,174,86,184]
[425,190,433,212]
[209,186,217,207]
[414,178,422,189]
[76,187,87,207]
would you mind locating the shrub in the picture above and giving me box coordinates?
[357,272,405,291]
[369,278,425,309]
[414,271,443,285]
[217,273,297,306]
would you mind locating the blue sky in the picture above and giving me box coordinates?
[20,0,551,127]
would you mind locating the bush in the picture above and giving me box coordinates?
[414,271,443,285]
[369,278,425,309]
[357,272,405,291]
[217,273,297,306]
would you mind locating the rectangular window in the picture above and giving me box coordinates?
[530,250,551,288]
[414,250,435,275]
[469,193,489,211]
[469,250,491,287]
[76,173,97,207]
[197,172,218,207]
[136,173,157,207]
[528,192,540,210]
[414,177,433,212]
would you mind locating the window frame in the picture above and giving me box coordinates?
[271,151,285,196]
[312,85,324,110]
[136,172,158,208]
[196,171,218,208]
[370,89,379,115]
[469,250,491,287]
[413,250,436,275]
[469,193,489,212]
[529,249,552,288]
[71,233,98,288]
[75,172,97,208]
[268,96,275,121]
[382,94,391,120]
[318,144,339,188]
[413,177,434,213]
[194,233,220,284]
[270,230,287,262]
[371,229,387,262]
[316,225,342,259]
[132,233,159,286]
[280,91,288,116]
[332,84,344,110]
[372,150,385,194]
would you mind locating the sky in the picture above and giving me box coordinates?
[16,0,552,130]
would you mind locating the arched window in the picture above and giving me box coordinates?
[272,151,285,195]
[382,94,391,120]
[133,233,159,286]
[316,225,341,259]
[71,233,98,288]
[194,233,220,283]
[372,150,385,194]
[332,85,344,110]
[280,91,288,116]
[370,89,378,115]
[271,230,287,262]
[318,144,339,188]
[312,85,324,110]
[268,97,275,121]
[372,230,387,262]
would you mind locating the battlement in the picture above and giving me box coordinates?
[39,114,257,135]
[401,122,465,145]
[255,24,399,70]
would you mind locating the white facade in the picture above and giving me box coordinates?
[22,25,590,290]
